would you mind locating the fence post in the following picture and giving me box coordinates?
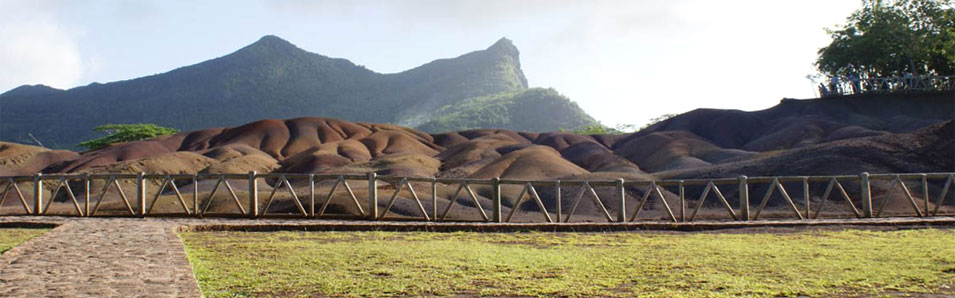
[84,173,91,217]
[33,173,43,215]
[431,178,437,220]
[368,172,378,220]
[617,178,626,222]
[739,175,749,221]
[803,177,810,220]
[679,180,685,222]
[555,180,561,223]
[309,174,315,218]
[248,171,258,219]
[492,177,502,223]
[137,172,146,217]
[922,174,929,217]
[860,172,873,218]
[193,174,199,216]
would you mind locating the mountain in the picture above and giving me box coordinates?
[0,84,63,97]
[417,88,596,132]
[0,35,596,149]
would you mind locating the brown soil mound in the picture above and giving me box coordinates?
[632,92,952,151]
[433,129,535,148]
[535,132,598,151]
[323,153,441,177]
[50,135,185,173]
[200,144,271,161]
[279,149,352,173]
[12,110,951,184]
[435,134,522,178]
[0,149,78,177]
[614,131,754,173]
[469,145,588,180]
[6,92,951,194]
[83,151,219,175]
[660,120,954,178]
[202,154,279,174]
[559,142,642,173]
[0,142,48,159]
[4,94,951,220]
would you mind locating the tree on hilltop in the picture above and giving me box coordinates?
[816,0,954,78]
[78,124,179,150]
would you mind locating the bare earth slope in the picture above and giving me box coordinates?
[632,92,952,151]
[0,93,951,219]
[1,92,950,179]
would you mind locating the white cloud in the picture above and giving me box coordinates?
[514,0,860,127]
[0,0,84,92]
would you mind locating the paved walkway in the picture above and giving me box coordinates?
[0,218,201,298]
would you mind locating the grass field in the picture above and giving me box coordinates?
[181,228,955,297]
[0,228,47,254]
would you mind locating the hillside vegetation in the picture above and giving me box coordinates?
[0,36,595,149]
[418,88,597,132]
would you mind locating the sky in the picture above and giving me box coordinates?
[0,0,861,128]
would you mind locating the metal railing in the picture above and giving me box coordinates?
[818,75,954,97]
[0,171,953,222]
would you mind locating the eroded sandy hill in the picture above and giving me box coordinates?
[1,93,951,180]
[1,93,951,220]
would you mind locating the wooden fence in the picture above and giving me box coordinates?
[0,172,953,222]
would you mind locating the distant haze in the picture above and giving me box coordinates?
[0,0,858,127]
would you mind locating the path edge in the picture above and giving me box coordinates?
[0,221,62,267]
[177,216,955,233]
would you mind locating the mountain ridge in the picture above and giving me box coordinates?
[0,84,64,97]
[0,35,595,149]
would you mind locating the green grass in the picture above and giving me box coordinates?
[0,228,47,254]
[181,229,955,297]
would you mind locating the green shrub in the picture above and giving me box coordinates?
[77,124,179,150]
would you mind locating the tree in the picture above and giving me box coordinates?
[77,124,180,150]
[816,0,954,78]
[573,124,620,135]
[571,113,680,135]
[639,113,678,131]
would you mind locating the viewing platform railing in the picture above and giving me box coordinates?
[819,75,955,97]
[0,172,953,222]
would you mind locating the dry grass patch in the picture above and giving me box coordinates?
[181,228,955,297]
[0,228,48,254]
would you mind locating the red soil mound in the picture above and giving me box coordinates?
[6,94,951,219]
[9,94,951,196]
[660,120,954,178]
[0,142,78,176]
[469,146,588,180]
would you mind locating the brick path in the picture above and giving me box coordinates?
[0,218,201,298]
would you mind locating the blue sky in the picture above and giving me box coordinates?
[0,0,859,128]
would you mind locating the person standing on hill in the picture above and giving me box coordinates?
[849,74,861,94]
[903,72,913,90]
[829,76,841,95]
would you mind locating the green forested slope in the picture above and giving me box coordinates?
[0,36,595,149]
[417,88,598,132]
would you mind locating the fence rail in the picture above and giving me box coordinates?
[1,172,953,223]
[818,75,955,97]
